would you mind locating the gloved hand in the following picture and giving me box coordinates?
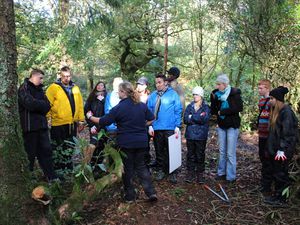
[90,125,98,134]
[188,114,192,119]
[148,126,154,137]
[275,150,287,161]
[200,112,206,117]
[174,127,180,139]
[86,111,93,119]
[97,95,104,101]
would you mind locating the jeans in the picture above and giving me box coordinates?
[121,147,156,201]
[217,127,239,181]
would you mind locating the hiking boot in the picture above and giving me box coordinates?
[215,175,226,181]
[148,194,158,202]
[155,170,165,181]
[196,173,205,184]
[264,196,287,207]
[185,171,195,183]
[169,173,177,184]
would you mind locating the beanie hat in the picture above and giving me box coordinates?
[136,76,148,85]
[216,74,230,85]
[167,67,180,78]
[192,86,204,97]
[269,86,289,102]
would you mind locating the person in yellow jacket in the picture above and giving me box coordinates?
[46,66,84,173]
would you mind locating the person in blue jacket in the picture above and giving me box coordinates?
[147,73,182,184]
[184,86,210,184]
[87,81,157,203]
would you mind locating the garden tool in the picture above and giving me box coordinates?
[204,184,230,203]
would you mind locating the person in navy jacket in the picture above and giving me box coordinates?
[87,81,157,203]
[147,73,182,184]
[184,86,210,184]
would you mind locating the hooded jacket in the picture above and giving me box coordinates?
[184,101,210,140]
[46,80,84,126]
[18,78,50,133]
[210,87,243,129]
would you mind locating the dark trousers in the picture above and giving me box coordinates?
[259,137,273,189]
[23,130,56,180]
[153,130,174,174]
[186,139,207,172]
[270,157,291,197]
[121,147,156,201]
[50,123,77,171]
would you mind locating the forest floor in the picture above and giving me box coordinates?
[73,127,300,225]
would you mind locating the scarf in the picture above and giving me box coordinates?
[215,85,231,119]
[154,87,168,119]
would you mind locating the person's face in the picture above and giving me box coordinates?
[155,78,167,91]
[118,88,127,99]
[269,96,277,106]
[193,94,202,103]
[30,73,44,86]
[216,82,227,91]
[258,85,269,97]
[136,84,147,92]
[96,83,105,92]
[60,71,71,85]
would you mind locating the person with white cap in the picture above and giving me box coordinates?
[210,74,243,184]
[183,86,210,183]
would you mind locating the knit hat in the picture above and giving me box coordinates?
[216,74,230,85]
[167,67,180,78]
[136,76,148,85]
[269,86,289,102]
[192,86,204,97]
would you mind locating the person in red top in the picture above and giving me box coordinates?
[257,79,272,192]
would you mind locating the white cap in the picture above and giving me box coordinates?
[192,86,204,97]
[216,74,230,84]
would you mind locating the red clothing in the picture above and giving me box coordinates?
[258,97,271,138]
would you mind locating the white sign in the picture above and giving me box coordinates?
[168,132,182,173]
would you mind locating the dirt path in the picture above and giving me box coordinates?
[76,130,300,225]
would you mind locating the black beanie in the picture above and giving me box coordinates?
[269,86,289,102]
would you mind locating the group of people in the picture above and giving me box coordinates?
[18,66,298,206]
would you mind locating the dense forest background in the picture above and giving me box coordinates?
[15,0,300,128]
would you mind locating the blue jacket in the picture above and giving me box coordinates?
[104,91,120,132]
[147,87,182,130]
[99,98,154,148]
[184,101,210,140]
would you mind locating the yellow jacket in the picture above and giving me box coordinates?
[46,82,84,126]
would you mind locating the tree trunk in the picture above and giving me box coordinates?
[59,0,69,27]
[163,0,169,74]
[0,0,31,224]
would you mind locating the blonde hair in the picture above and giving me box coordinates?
[258,79,271,90]
[119,81,140,104]
[269,100,284,130]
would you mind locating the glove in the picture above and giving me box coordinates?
[97,95,104,101]
[174,127,180,139]
[188,115,192,119]
[148,126,154,136]
[90,125,98,134]
[274,150,287,161]
[200,112,206,117]
[86,111,93,119]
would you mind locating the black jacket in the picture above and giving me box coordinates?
[18,78,50,133]
[267,104,299,157]
[84,95,105,129]
[210,87,243,129]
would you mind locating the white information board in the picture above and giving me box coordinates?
[168,132,182,173]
